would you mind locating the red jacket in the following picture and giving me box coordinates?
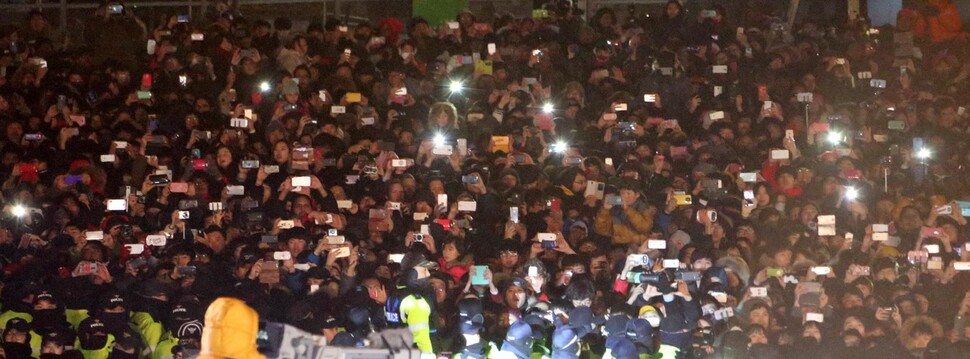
[915,0,963,43]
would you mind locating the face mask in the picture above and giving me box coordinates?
[100,312,129,334]
[32,309,63,330]
[400,52,412,60]
[644,312,661,327]
[80,334,108,350]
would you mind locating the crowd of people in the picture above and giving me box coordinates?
[1,0,970,358]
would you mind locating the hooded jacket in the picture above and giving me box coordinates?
[593,201,655,245]
[198,298,263,359]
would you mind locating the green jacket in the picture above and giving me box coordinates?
[130,311,163,356]
[399,294,433,353]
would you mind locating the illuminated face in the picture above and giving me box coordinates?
[692,258,712,271]
[442,243,459,262]
[620,189,639,206]
[504,285,526,308]
[748,307,769,328]
[429,180,445,196]
[772,250,792,268]
[666,3,680,17]
[217,147,233,168]
[571,173,587,193]
[500,251,519,268]
[803,325,821,342]
[292,196,312,217]
[273,142,290,163]
[843,316,865,336]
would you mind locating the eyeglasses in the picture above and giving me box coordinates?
[500,251,519,257]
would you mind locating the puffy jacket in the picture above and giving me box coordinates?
[593,204,655,245]
[199,297,263,359]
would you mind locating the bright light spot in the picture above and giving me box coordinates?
[917,148,931,159]
[259,82,271,92]
[433,134,445,146]
[845,187,859,201]
[542,103,554,113]
[449,81,463,93]
[11,205,25,217]
[827,132,841,144]
[552,141,568,153]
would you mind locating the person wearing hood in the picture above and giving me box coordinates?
[198,297,262,359]
[593,179,655,245]
[900,315,944,358]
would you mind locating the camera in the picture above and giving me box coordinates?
[628,271,674,293]
[674,270,702,282]
[414,234,424,242]
[178,211,190,219]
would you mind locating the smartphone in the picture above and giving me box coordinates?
[170,182,188,193]
[291,176,311,187]
[606,195,623,206]
[471,265,489,285]
[125,244,144,255]
[107,199,127,211]
[538,233,557,248]
[921,227,943,238]
[673,193,692,205]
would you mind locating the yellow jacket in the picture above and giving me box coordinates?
[593,206,655,245]
[198,298,264,359]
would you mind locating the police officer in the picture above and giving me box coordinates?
[386,251,438,354]
[452,297,498,359]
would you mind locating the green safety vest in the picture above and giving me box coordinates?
[65,309,89,330]
[130,311,164,358]
[153,336,178,359]
[0,310,32,330]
